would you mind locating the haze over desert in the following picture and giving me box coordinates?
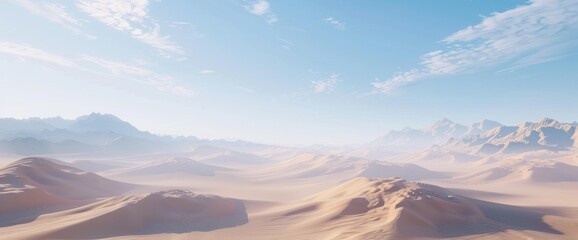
[1,0,578,239]
[0,114,577,239]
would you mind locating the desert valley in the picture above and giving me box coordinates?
[0,113,577,239]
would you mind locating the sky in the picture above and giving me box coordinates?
[1,0,577,145]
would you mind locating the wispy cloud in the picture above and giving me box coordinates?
[171,21,191,26]
[75,0,184,56]
[277,38,293,50]
[246,0,269,15]
[245,0,278,24]
[324,17,345,30]
[313,74,338,93]
[80,55,195,96]
[11,0,94,38]
[0,42,78,67]
[373,0,578,94]
[0,41,194,96]
[131,24,184,55]
[199,69,214,74]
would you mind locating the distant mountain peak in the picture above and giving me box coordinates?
[470,119,502,130]
[479,119,499,125]
[537,117,559,126]
[430,118,455,127]
[448,117,576,154]
[76,112,122,121]
[68,113,143,136]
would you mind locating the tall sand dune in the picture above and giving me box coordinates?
[260,177,561,239]
[0,157,133,217]
[114,157,230,176]
[188,145,271,166]
[4,190,248,239]
[455,161,578,183]
[251,153,445,181]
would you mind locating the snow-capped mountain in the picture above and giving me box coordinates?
[370,119,502,149]
[0,113,270,155]
[67,113,147,137]
[447,118,577,154]
[464,119,502,136]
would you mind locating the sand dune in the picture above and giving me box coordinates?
[250,153,445,181]
[257,177,562,239]
[456,160,578,183]
[113,157,230,176]
[0,157,133,213]
[68,159,124,172]
[394,147,481,163]
[3,190,247,239]
[187,145,271,166]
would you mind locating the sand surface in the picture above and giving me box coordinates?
[1,149,577,239]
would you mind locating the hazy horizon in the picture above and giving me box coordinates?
[2,1,578,239]
[1,112,576,146]
[1,0,577,145]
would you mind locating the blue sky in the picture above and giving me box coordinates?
[1,0,577,145]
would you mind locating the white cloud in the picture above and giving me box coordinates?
[266,14,278,24]
[199,69,214,74]
[0,41,77,67]
[12,0,94,38]
[132,24,185,56]
[76,0,184,56]
[171,21,191,25]
[313,74,338,93]
[80,55,195,96]
[373,0,578,94]
[0,41,193,96]
[324,17,345,30]
[277,38,292,50]
[76,0,148,31]
[247,0,270,15]
[245,0,278,24]
[372,70,424,94]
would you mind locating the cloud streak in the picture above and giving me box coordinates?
[245,0,278,24]
[11,0,94,38]
[313,74,338,93]
[80,55,195,96]
[76,0,184,56]
[199,69,214,74]
[0,41,194,96]
[324,17,346,30]
[373,0,578,94]
[0,42,78,67]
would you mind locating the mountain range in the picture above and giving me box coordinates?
[446,118,577,154]
[370,119,502,149]
[0,113,576,156]
[0,113,251,155]
[370,118,577,154]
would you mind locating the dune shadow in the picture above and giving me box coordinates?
[435,198,562,238]
[138,201,250,235]
[0,205,76,227]
[448,187,520,199]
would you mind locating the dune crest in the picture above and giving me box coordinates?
[258,177,562,239]
[114,157,229,176]
[0,157,133,212]
[252,153,444,181]
[456,160,578,183]
[11,190,248,239]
